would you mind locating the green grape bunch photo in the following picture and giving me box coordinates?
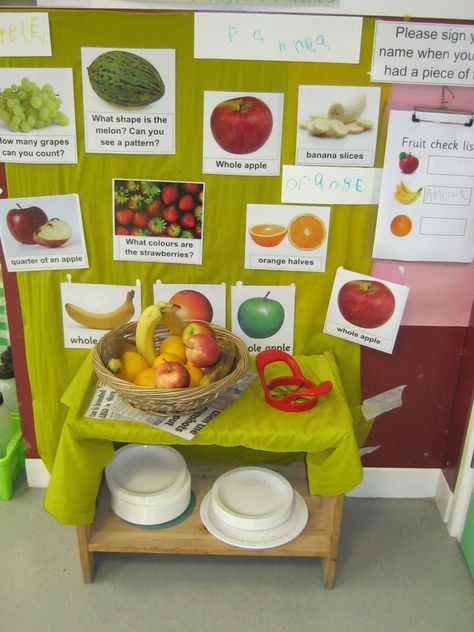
[0,76,70,134]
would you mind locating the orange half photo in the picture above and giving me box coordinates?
[287,214,326,251]
[248,224,287,247]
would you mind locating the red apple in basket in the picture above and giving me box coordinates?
[184,333,220,368]
[337,280,396,329]
[182,321,215,343]
[155,361,190,389]
[7,203,48,244]
[210,95,273,155]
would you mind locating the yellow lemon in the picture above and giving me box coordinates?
[159,335,186,362]
[118,351,149,382]
[186,365,204,388]
[152,352,184,368]
[133,367,157,388]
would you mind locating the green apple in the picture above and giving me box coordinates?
[237,292,285,338]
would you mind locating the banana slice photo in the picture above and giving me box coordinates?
[299,94,373,139]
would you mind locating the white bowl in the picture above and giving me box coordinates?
[110,469,192,526]
[201,489,308,549]
[105,444,188,505]
[210,467,294,531]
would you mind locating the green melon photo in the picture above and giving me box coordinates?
[87,50,165,107]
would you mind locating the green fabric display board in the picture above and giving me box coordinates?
[1,10,384,501]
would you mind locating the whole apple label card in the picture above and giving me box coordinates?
[0,193,89,272]
[373,109,474,263]
[113,178,204,264]
[231,283,295,354]
[153,282,226,327]
[245,204,330,272]
[61,281,141,349]
[81,48,175,155]
[202,91,284,176]
[296,85,381,167]
[323,267,409,354]
[0,67,77,163]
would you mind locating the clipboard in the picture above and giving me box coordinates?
[412,107,473,127]
[412,87,473,126]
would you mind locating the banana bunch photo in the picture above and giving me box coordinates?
[394,182,422,204]
[65,290,136,329]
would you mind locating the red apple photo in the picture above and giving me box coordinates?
[182,321,215,343]
[337,280,396,329]
[399,152,419,174]
[210,95,273,155]
[7,204,48,244]
[168,289,213,322]
[155,361,190,389]
[184,333,220,368]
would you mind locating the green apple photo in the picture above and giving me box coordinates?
[237,291,285,339]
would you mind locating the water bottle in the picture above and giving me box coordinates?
[0,362,19,413]
[0,392,12,458]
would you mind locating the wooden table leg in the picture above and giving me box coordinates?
[322,495,345,589]
[77,525,95,584]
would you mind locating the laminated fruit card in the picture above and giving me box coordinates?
[231,284,295,355]
[0,67,77,163]
[373,109,474,263]
[0,193,88,272]
[296,85,381,167]
[113,178,204,264]
[202,91,284,176]
[244,204,330,273]
[61,281,141,348]
[323,267,409,354]
[81,47,175,155]
[152,282,226,327]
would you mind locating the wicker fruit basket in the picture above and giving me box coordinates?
[92,321,250,415]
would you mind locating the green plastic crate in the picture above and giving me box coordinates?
[460,494,474,579]
[0,412,25,500]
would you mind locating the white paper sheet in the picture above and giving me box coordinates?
[373,110,474,262]
[282,165,379,205]
[372,21,474,87]
[194,13,362,64]
[0,13,51,57]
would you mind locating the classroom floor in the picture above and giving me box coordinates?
[1,473,472,632]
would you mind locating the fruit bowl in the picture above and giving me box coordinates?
[92,321,249,415]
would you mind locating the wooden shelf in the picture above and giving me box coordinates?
[77,461,344,588]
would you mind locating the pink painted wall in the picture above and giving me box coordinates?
[372,261,474,327]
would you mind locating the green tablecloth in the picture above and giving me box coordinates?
[44,351,362,524]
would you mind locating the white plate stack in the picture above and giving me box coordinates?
[200,466,309,549]
[105,444,191,526]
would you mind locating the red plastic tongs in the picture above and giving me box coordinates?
[255,349,333,413]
